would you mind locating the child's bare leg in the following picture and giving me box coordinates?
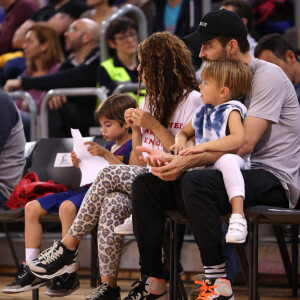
[59,201,80,251]
[230,196,245,217]
[25,200,47,249]
[59,200,77,239]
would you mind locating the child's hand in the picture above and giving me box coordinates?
[85,142,107,157]
[71,151,80,168]
[179,144,206,156]
[169,142,186,155]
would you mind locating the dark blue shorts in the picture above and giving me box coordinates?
[37,185,90,213]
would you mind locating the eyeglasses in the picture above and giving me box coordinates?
[114,32,138,42]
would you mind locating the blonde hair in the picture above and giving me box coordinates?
[201,60,252,99]
[137,32,199,127]
[25,24,64,73]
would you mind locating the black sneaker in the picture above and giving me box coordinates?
[2,263,47,294]
[26,241,79,279]
[85,283,121,300]
[192,277,234,299]
[123,275,168,300]
[45,272,80,297]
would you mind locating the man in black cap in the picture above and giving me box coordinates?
[123,9,300,299]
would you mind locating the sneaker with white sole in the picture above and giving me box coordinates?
[26,241,79,280]
[225,213,247,243]
[85,282,121,300]
[2,262,47,294]
[114,215,133,235]
[123,275,168,300]
[194,277,234,299]
[45,272,80,297]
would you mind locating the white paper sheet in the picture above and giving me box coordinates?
[71,128,109,186]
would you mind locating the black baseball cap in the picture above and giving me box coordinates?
[184,9,247,45]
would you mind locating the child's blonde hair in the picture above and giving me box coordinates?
[201,60,252,100]
[94,94,137,127]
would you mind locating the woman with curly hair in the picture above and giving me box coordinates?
[26,32,202,300]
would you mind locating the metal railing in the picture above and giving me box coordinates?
[40,87,108,138]
[112,82,145,95]
[100,4,148,62]
[8,91,37,141]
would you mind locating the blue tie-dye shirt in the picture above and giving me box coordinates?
[192,100,247,145]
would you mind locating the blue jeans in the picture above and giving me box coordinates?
[222,223,247,283]
[0,191,7,207]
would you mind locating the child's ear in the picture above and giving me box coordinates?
[220,86,230,98]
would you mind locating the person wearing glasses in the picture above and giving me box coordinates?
[99,16,146,105]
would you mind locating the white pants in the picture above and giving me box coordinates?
[213,154,250,201]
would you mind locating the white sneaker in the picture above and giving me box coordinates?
[114,215,133,235]
[225,213,247,243]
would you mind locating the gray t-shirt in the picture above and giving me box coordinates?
[244,58,300,208]
[0,92,26,200]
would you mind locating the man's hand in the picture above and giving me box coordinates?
[136,146,189,181]
[4,79,22,92]
[48,95,67,110]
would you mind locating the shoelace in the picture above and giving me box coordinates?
[195,280,217,300]
[40,241,61,264]
[126,280,147,299]
[87,283,109,299]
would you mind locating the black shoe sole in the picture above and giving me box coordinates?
[45,281,80,297]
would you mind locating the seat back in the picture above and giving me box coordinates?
[27,137,97,190]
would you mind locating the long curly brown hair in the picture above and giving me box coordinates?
[138,32,199,127]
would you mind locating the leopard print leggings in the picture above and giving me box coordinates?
[68,165,148,277]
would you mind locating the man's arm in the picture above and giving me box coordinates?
[138,145,227,181]
[22,50,99,90]
[237,115,269,157]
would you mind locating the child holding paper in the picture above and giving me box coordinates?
[2,94,137,297]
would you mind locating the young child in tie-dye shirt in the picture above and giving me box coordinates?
[170,60,252,244]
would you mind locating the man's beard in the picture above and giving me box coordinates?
[202,48,229,62]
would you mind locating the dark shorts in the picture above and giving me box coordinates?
[37,185,90,213]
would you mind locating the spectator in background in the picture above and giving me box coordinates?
[12,0,89,53]
[149,0,202,70]
[1,0,88,84]
[249,0,294,38]
[0,91,25,209]
[221,0,257,57]
[99,16,146,104]
[9,24,64,140]
[4,19,100,138]
[254,33,300,104]
[0,0,39,55]
[18,24,65,114]
[81,0,118,29]
[149,0,201,37]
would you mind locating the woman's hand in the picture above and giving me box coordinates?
[85,141,107,157]
[4,79,22,92]
[131,108,158,130]
[71,151,80,168]
[125,108,140,131]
